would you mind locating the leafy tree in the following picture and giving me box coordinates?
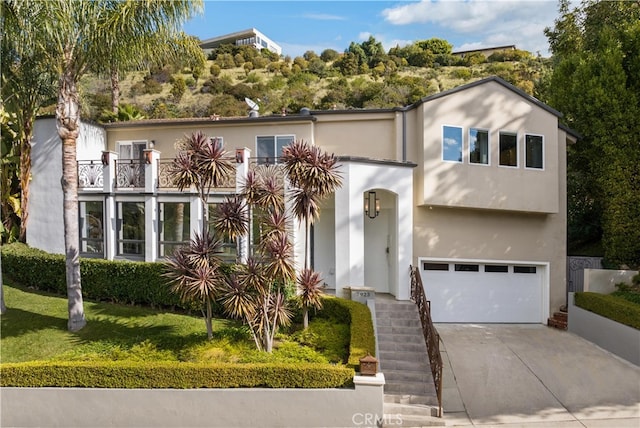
[98,103,146,123]
[170,76,187,102]
[5,0,203,331]
[541,0,640,267]
[416,38,453,56]
[320,49,339,62]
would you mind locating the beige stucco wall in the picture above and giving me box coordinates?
[313,112,399,160]
[420,81,560,213]
[411,125,568,316]
[105,119,315,158]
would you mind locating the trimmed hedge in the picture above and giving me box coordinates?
[2,243,184,309]
[0,361,355,388]
[574,292,640,330]
[317,297,376,370]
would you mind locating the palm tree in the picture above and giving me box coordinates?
[282,140,342,269]
[282,140,342,328]
[1,2,57,243]
[5,0,204,331]
[164,232,224,339]
[216,169,295,352]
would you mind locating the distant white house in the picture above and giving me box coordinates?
[452,45,516,59]
[200,28,282,56]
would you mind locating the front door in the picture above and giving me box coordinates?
[364,205,391,293]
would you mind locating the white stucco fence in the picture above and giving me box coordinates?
[1,374,385,428]
[583,268,639,294]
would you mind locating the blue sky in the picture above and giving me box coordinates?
[183,1,562,58]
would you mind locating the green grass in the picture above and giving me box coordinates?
[1,283,346,364]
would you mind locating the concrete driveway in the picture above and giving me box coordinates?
[437,324,640,427]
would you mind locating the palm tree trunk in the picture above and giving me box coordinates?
[110,66,120,114]
[58,68,86,332]
[303,307,309,329]
[18,121,33,243]
[1,254,6,314]
[205,298,213,339]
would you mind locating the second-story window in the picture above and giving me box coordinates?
[525,134,544,169]
[256,135,294,163]
[118,141,147,161]
[442,126,463,162]
[499,132,518,167]
[469,128,489,165]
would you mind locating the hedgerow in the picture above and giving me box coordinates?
[574,292,640,330]
[0,361,354,388]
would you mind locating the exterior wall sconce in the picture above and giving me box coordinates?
[101,151,110,166]
[364,191,380,219]
[235,148,245,163]
[149,140,155,149]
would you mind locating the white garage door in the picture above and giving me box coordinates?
[420,260,545,323]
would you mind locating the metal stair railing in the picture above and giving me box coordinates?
[410,265,443,417]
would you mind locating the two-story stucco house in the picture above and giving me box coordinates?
[28,76,577,324]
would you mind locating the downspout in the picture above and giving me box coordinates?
[402,108,407,162]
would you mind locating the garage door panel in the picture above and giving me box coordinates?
[421,262,543,323]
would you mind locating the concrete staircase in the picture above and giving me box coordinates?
[375,299,444,427]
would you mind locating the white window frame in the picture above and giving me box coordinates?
[256,135,295,163]
[442,125,463,163]
[468,128,490,166]
[116,140,148,161]
[498,131,519,168]
[524,133,544,171]
[116,199,146,259]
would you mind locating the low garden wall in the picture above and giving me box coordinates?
[583,268,639,294]
[1,374,385,428]
[567,292,640,366]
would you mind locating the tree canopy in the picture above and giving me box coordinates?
[541,0,640,267]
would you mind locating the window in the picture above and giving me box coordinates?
[256,135,294,163]
[210,137,223,150]
[442,126,463,162]
[117,202,145,257]
[485,265,508,273]
[455,264,479,272]
[158,202,190,257]
[469,129,489,165]
[424,262,449,271]
[525,134,544,169]
[499,132,518,167]
[208,203,238,262]
[79,201,104,257]
[514,266,537,274]
[117,141,147,161]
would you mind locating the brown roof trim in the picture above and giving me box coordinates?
[338,156,417,168]
[102,114,316,129]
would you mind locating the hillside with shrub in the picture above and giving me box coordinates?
[78,37,549,121]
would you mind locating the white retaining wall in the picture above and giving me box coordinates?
[1,374,385,428]
[567,292,640,366]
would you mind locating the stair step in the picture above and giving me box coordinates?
[377,325,423,335]
[381,414,445,427]
[378,333,426,343]
[553,311,568,321]
[385,381,432,395]
[547,317,568,330]
[383,369,432,383]
[378,341,427,353]
[385,394,438,406]
[384,402,437,417]
[376,318,422,328]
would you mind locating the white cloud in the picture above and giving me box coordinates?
[444,137,459,147]
[382,0,558,55]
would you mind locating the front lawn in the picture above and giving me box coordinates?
[0,283,348,365]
